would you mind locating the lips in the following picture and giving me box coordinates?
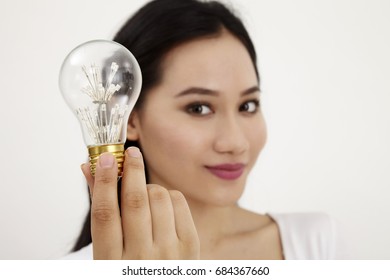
[205,163,246,180]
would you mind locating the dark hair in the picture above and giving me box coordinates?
[72,0,259,252]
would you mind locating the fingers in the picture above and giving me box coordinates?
[91,153,123,259]
[81,147,199,259]
[81,163,94,197]
[169,190,199,256]
[148,185,176,244]
[120,147,153,254]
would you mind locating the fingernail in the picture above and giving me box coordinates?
[99,153,115,168]
[127,147,141,158]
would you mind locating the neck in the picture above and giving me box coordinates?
[186,198,238,245]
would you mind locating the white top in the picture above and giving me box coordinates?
[62,212,343,260]
[268,212,343,259]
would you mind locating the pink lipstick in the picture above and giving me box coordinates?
[205,163,245,180]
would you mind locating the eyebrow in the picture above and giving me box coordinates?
[174,85,260,98]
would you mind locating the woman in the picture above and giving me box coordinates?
[65,0,339,259]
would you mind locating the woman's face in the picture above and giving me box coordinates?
[128,30,267,207]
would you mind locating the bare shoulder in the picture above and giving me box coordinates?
[228,208,284,259]
[233,207,275,232]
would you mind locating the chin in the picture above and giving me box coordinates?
[205,186,245,207]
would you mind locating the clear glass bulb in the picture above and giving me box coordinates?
[59,40,142,175]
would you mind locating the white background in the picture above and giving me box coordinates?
[0,0,389,259]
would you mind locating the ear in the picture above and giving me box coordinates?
[126,111,140,141]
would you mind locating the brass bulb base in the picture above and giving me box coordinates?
[88,144,124,176]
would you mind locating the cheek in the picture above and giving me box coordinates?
[139,117,207,164]
[249,117,267,156]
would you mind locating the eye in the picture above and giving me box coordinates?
[240,100,260,113]
[186,103,213,115]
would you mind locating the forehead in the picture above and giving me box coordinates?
[158,30,258,92]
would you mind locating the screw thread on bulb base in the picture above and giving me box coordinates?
[88,144,124,176]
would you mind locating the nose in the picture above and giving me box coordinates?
[213,114,249,155]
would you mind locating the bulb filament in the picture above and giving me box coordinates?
[76,62,128,145]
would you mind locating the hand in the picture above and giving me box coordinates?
[81,147,200,259]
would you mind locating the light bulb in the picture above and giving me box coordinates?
[59,40,142,176]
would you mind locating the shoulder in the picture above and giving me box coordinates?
[268,212,339,260]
